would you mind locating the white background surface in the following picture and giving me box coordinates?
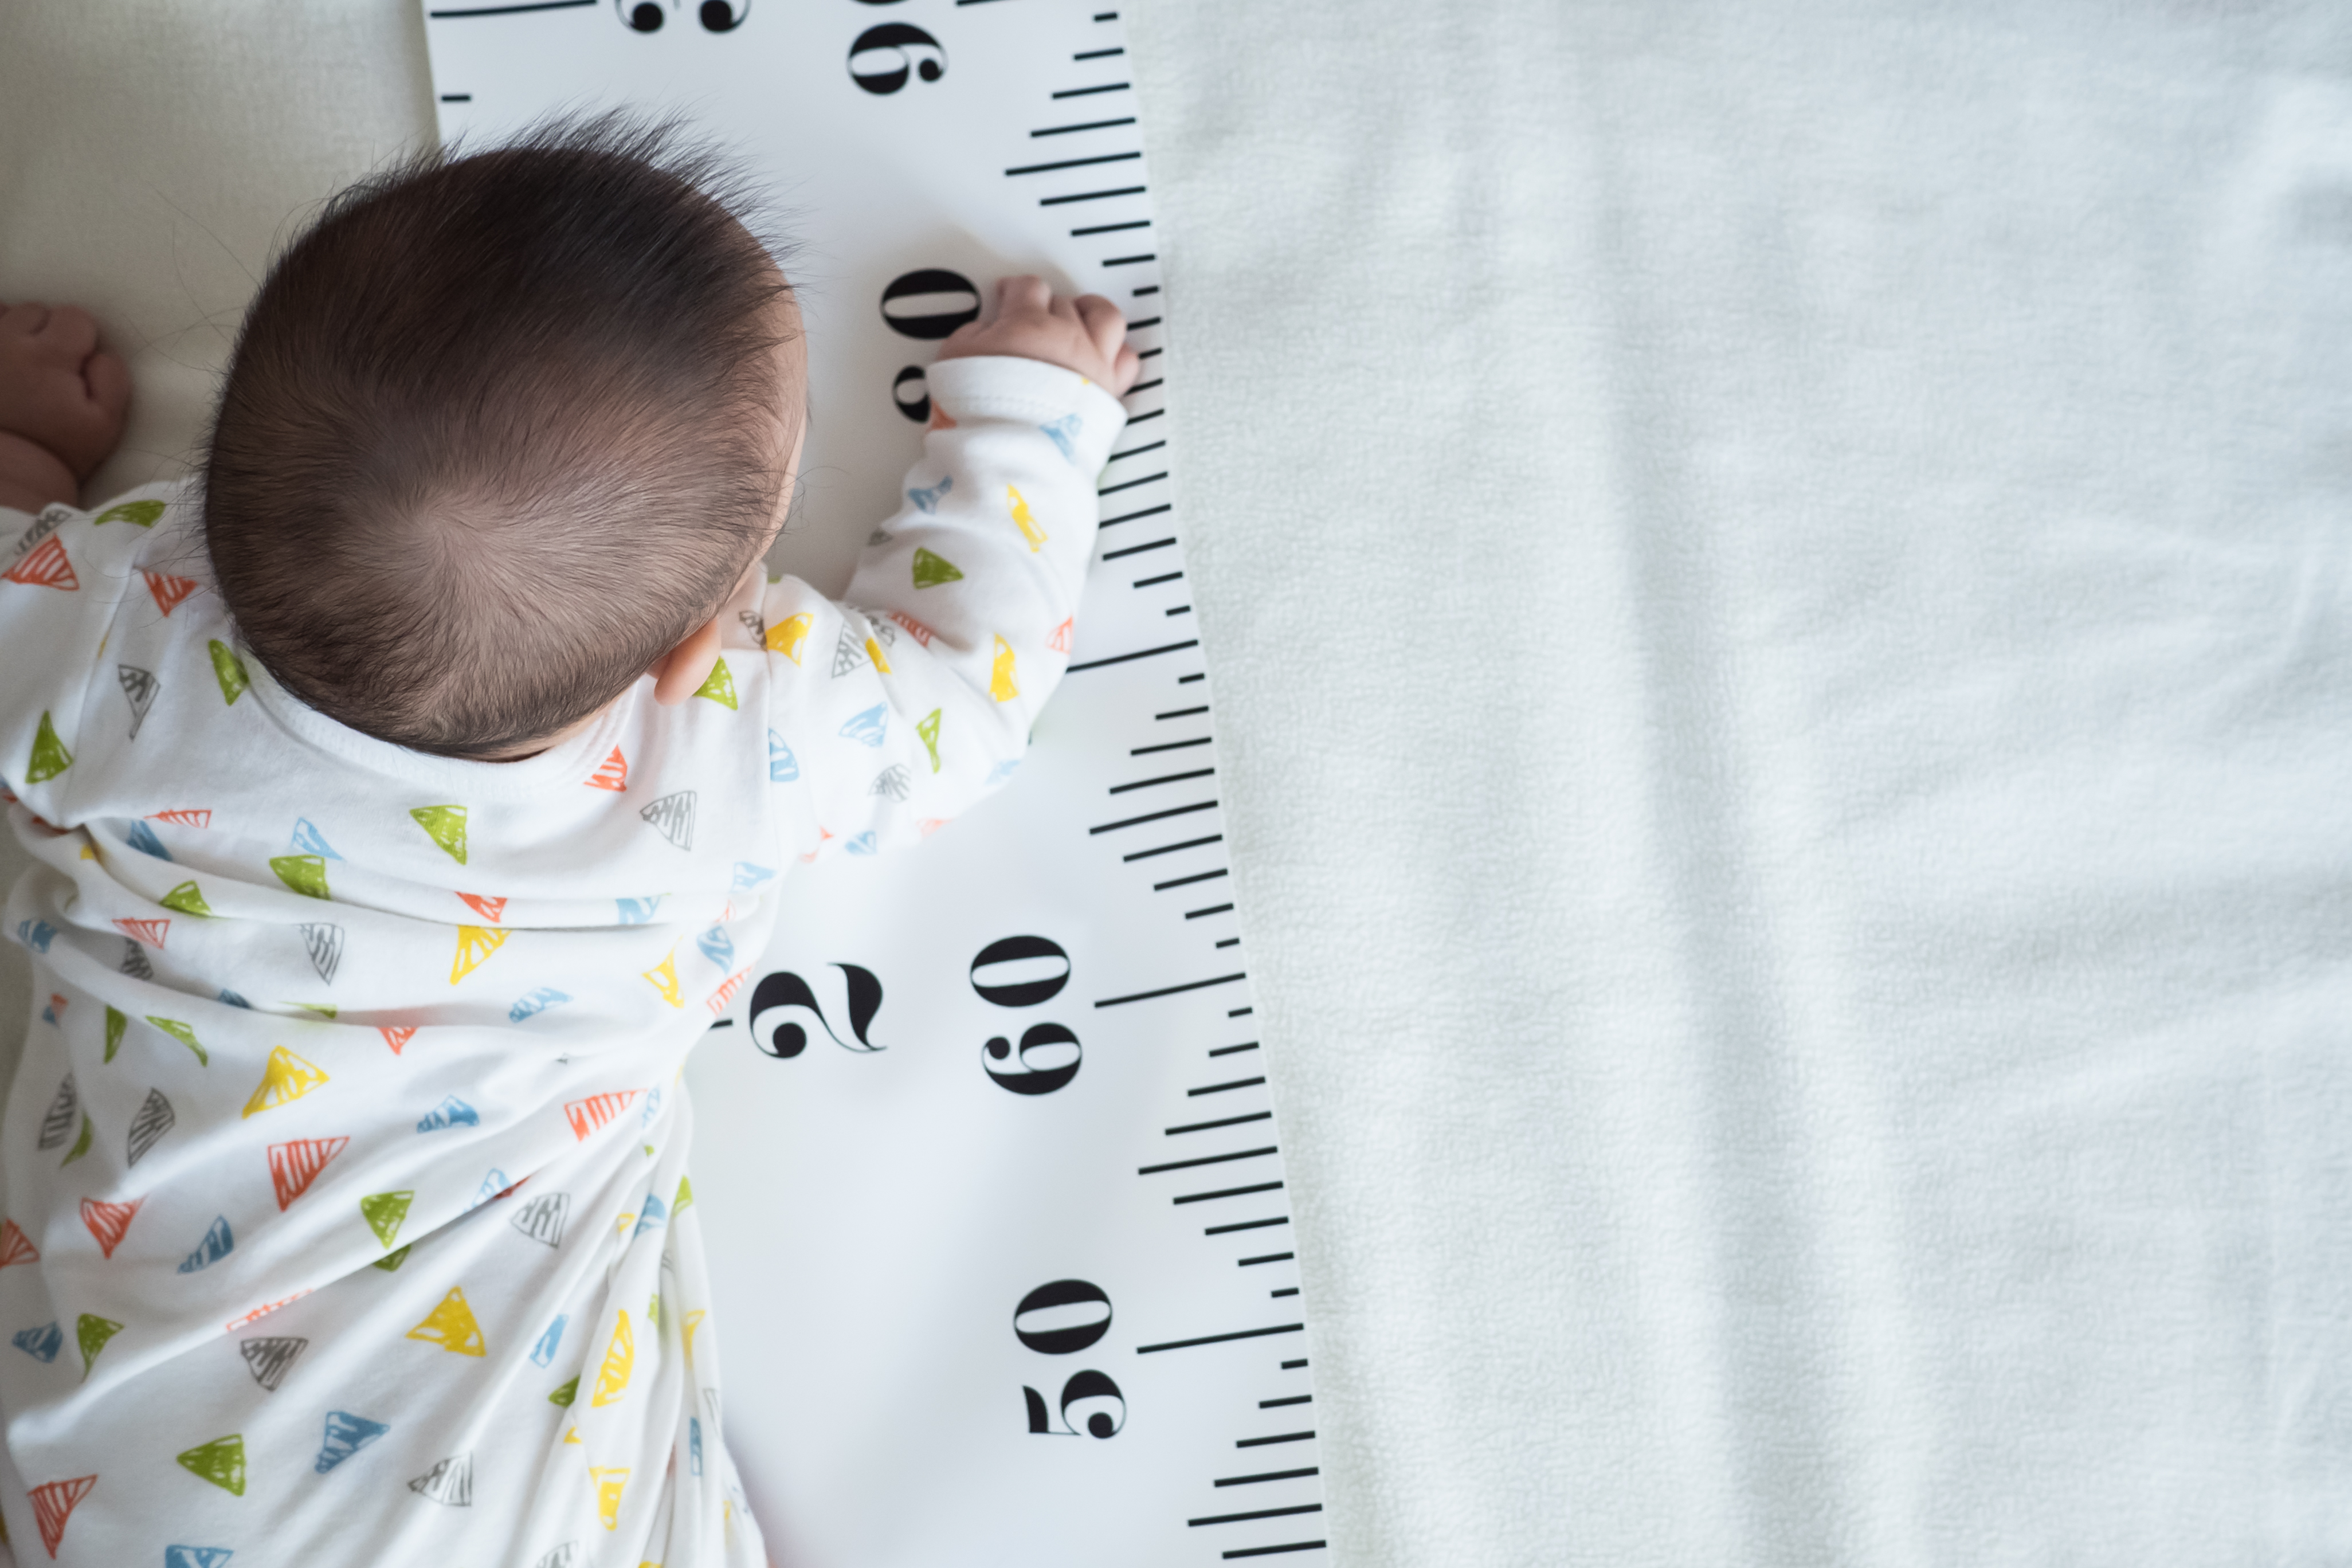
[6,2,2352,1563]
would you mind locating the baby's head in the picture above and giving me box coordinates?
[201,116,803,761]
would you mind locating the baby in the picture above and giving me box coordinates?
[0,117,1134,1566]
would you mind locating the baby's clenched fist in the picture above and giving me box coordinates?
[936,276,1141,395]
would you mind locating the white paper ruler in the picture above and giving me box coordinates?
[420,5,1327,1564]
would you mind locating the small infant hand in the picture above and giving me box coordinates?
[936,276,1141,396]
[0,302,132,481]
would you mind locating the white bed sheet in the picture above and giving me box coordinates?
[6,1,2352,1563]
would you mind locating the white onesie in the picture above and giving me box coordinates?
[0,355,1123,1566]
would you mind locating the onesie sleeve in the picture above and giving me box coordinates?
[760,355,1127,860]
[0,487,167,825]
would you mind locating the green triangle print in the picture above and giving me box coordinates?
[94,499,166,528]
[911,547,964,589]
[410,805,467,864]
[360,1190,411,1248]
[176,1433,246,1495]
[159,881,211,918]
[147,1016,207,1065]
[271,854,330,900]
[60,1112,93,1167]
[207,640,249,705]
[75,1313,121,1379]
[693,657,738,710]
[548,1374,579,1408]
[103,1005,126,1062]
[918,708,942,772]
[373,1242,411,1272]
[24,711,71,783]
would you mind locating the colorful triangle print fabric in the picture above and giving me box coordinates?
[0,351,1126,1560]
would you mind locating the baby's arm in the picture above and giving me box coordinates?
[0,302,131,514]
[764,278,1136,859]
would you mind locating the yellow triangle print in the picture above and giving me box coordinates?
[766,612,813,663]
[1006,484,1046,551]
[693,657,738,710]
[864,636,892,675]
[405,1286,487,1357]
[642,949,682,1008]
[451,924,507,984]
[563,1425,582,1445]
[592,1309,634,1406]
[593,1466,630,1530]
[683,1308,707,1369]
[989,636,1019,703]
[241,1045,329,1118]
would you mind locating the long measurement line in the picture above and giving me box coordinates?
[1130,736,1212,756]
[1190,1504,1324,1528]
[1188,1075,1266,1096]
[1237,1430,1315,1448]
[1100,502,1170,527]
[1006,150,1141,177]
[1052,82,1132,98]
[1093,971,1246,1008]
[1087,799,1217,834]
[1174,1180,1284,1205]
[429,0,589,14]
[1110,766,1214,795]
[1098,470,1167,495]
[1167,1110,1272,1135]
[1211,1465,1319,1486]
[1138,1146,1277,1175]
[1154,868,1228,890]
[1204,1216,1289,1235]
[1186,903,1237,919]
[1101,536,1175,560]
[1126,833,1220,861]
[1034,117,1136,138]
[1067,637,1197,672]
[1135,1322,1304,1355]
[1040,185,1146,205]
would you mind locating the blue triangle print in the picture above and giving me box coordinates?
[178,1214,234,1273]
[124,818,172,861]
[11,1321,61,1363]
[166,1550,236,1568]
[289,818,342,860]
[415,1096,479,1134]
[315,1410,390,1473]
[530,1314,569,1369]
[767,730,798,783]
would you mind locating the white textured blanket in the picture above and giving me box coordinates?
[5,1,2351,1563]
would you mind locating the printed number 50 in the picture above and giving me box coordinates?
[1016,1279,1126,1440]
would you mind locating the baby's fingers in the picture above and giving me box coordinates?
[1110,343,1141,395]
[995,274,1052,321]
[1073,294,1125,367]
[85,349,132,431]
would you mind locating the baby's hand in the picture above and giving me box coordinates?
[0,303,132,512]
[936,276,1141,395]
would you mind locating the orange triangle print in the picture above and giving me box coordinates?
[29,1474,96,1558]
[456,892,506,923]
[564,1090,642,1141]
[80,1196,141,1259]
[5,535,77,591]
[112,918,168,949]
[378,1025,417,1055]
[143,570,198,616]
[1047,617,1073,653]
[586,746,628,791]
[0,1217,38,1268]
[267,1135,350,1210]
[149,808,211,827]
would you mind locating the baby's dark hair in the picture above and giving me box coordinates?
[201,113,797,759]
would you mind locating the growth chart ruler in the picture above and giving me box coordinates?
[420,4,1328,1565]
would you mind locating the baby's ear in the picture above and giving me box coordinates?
[650,615,725,705]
